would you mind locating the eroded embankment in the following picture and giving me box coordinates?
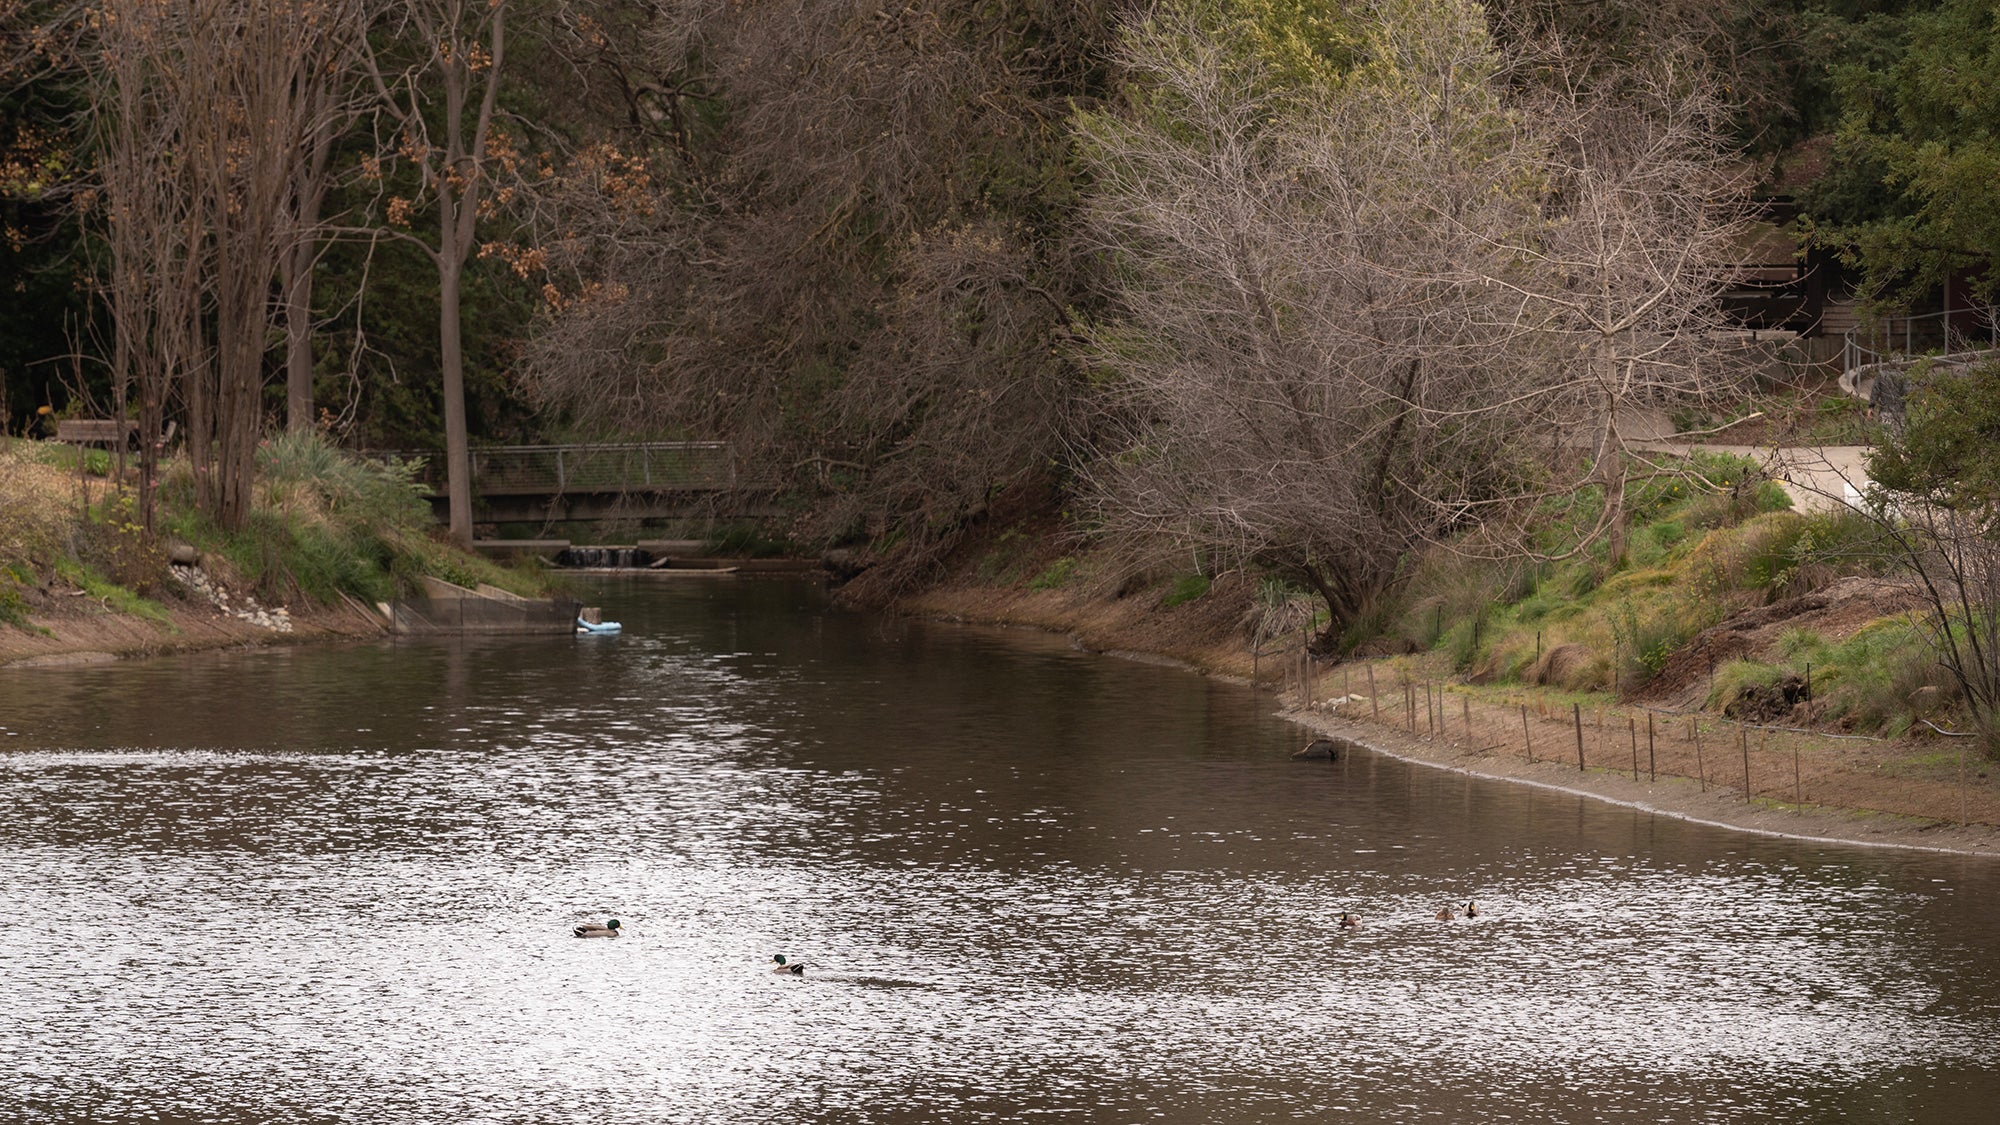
[894,571,2000,857]
[0,593,388,668]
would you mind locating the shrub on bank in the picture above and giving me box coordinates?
[0,433,548,630]
[1375,452,1943,738]
[165,432,551,605]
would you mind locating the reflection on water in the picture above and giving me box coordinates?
[2,577,1997,1122]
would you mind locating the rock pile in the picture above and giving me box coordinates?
[168,563,294,633]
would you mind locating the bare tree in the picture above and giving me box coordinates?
[514,0,1112,568]
[1074,0,1553,638]
[1875,502,2000,757]
[281,19,370,434]
[81,0,360,529]
[84,0,196,531]
[185,0,361,525]
[1457,37,1756,562]
[365,0,510,545]
[1865,361,2000,757]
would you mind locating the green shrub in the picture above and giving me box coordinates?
[0,564,31,629]
[1734,513,1812,590]
[83,492,166,595]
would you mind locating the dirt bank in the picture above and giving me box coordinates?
[895,572,2000,857]
[0,579,388,669]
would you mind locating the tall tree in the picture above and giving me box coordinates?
[280,19,369,435]
[1812,0,2000,307]
[365,0,510,545]
[83,0,362,529]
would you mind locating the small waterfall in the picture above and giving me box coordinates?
[556,546,655,569]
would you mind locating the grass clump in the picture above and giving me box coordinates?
[1029,556,1077,590]
[52,557,172,624]
[1162,572,1210,607]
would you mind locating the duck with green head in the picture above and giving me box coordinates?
[574,919,622,938]
[770,955,806,975]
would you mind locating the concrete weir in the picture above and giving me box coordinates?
[389,577,582,635]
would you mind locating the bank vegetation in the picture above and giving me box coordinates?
[0,431,547,658]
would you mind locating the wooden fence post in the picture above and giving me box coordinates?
[1647,713,1656,782]
[1693,720,1705,792]
[1629,717,1638,781]
[1740,726,1751,803]
[1573,704,1585,772]
[1522,705,1533,763]
[1368,666,1378,720]
[1462,696,1472,742]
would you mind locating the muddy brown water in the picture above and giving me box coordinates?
[2,577,1998,1123]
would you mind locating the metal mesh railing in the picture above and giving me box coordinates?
[1843,305,2000,373]
[365,442,740,496]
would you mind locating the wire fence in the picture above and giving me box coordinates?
[1279,660,1998,827]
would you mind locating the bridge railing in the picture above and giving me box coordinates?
[1842,305,2000,373]
[365,441,744,496]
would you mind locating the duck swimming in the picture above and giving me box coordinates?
[771,955,806,975]
[1464,901,1480,918]
[1338,912,1361,930]
[1435,907,1457,921]
[574,919,622,938]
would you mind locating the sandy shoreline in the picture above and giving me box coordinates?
[1287,704,2000,858]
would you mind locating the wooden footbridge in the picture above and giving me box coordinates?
[371,441,776,523]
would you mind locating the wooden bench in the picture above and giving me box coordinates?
[53,419,175,451]
[54,419,139,446]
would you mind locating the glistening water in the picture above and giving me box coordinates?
[2,577,1997,1123]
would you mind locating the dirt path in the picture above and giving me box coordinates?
[1622,406,1874,513]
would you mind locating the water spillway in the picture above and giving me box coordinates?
[555,544,655,568]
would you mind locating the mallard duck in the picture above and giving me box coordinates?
[1337,912,1361,930]
[1435,906,1457,921]
[770,955,806,975]
[574,918,622,938]
[1464,901,1480,918]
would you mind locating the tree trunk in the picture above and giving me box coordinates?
[282,237,316,433]
[439,255,474,545]
[1592,405,1627,566]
